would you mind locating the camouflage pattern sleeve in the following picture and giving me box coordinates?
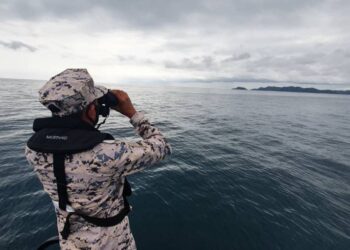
[120,112,172,175]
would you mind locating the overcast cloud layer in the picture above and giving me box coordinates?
[0,0,349,86]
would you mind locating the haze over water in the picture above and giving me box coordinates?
[0,78,349,249]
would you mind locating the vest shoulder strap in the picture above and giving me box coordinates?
[53,152,131,240]
[28,117,131,240]
[53,154,69,210]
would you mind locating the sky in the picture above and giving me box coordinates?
[0,0,350,87]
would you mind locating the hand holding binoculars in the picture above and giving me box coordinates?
[98,90,136,119]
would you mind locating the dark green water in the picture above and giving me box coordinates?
[0,79,349,249]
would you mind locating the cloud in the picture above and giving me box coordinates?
[160,46,350,84]
[0,40,37,52]
[164,56,215,71]
[244,49,350,83]
[2,0,349,30]
[93,54,155,66]
[163,52,251,71]
[0,0,350,85]
[222,53,251,62]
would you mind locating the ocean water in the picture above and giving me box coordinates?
[0,78,349,250]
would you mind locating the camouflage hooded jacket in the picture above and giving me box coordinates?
[25,112,172,250]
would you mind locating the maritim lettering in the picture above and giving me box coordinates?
[46,135,68,140]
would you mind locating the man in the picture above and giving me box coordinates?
[25,69,172,249]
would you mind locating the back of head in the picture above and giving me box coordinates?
[39,69,107,117]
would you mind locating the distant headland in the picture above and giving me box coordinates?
[233,87,247,90]
[232,86,350,95]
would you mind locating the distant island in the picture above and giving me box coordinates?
[232,87,247,90]
[252,86,350,95]
[232,86,350,95]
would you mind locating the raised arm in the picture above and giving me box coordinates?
[110,90,172,175]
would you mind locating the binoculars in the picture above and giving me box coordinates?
[97,90,118,117]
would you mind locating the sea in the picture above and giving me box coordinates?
[0,78,349,250]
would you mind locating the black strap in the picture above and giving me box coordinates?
[61,193,130,240]
[53,153,131,240]
[61,212,74,240]
[123,178,132,196]
[37,156,132,246]
[81,205,130,227]
[53,154,69,210]
[37,236,59,250]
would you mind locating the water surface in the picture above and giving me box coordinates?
[0,79,349,249]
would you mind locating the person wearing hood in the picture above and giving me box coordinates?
[25,69,172,249]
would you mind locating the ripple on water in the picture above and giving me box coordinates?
[1,79,350,249]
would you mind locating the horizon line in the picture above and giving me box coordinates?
[0,76,349,86]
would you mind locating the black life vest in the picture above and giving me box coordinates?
[27,116,131,240]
